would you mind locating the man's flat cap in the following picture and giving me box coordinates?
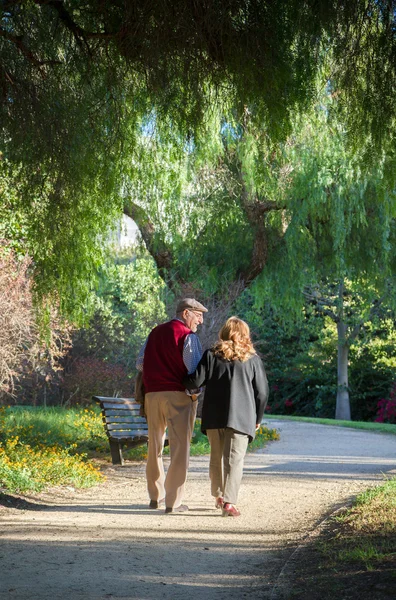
[176,298,208,313]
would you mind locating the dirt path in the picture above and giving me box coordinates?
[1,420,396,600]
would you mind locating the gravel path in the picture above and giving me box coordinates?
[1,420,396,600]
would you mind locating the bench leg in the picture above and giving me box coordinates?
[109,440,124,466]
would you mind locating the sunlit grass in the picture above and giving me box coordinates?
[0,406,105,493]
[264,414,396,435]
[319,476,396,572]
[188,421,279,456]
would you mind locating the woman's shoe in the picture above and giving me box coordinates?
[222,503,241,517]
[215,496,224,509]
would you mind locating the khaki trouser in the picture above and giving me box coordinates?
[145,391,197,509]
[207,428,249,505]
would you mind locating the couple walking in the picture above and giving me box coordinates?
[136,298,269,517]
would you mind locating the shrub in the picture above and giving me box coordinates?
[0,406,104,493]
[0,243,35,396]
[62,357,133,404]
[375,382,396,424]
[0,437,102,493]
[0,242,73,406]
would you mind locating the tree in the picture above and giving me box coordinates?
[123,90,396,418]
[236,287,396,420]
[2,1,396,314]
[303,279,394,420]
[0,156,123,318]
[2,1,396,155]
[255,100,396,419]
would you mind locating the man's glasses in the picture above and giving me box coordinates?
[188,310,203,320]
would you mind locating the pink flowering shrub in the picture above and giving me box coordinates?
[0,243,35,396]
[375,382,396,424]
[0,241,74,405]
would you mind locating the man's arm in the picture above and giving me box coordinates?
[183,334,203,397]
[183,334,203,373]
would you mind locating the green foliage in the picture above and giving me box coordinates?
[4,1,396,155]
[249,100,396,317]
[349,322,396,421]
[237,289,396,420]
[0,158,123,319]
[71,249,168,380]
[3,2,396,317]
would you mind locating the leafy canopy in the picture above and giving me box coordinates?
[2,1,396,314]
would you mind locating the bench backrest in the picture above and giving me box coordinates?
[93,396,148,440]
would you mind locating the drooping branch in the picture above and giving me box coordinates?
[303,281,389,344]
[237,166,285,284]
[347,295,386,344]
[33,0,114,46]
[0,27,62,67]
[123,201,182,292]
[303,286,339,321]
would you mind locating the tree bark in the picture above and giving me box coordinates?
[123,202,181,292]
[335,320,351,420]
[236,162,282,284]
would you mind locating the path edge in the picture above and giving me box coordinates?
[269,501,353,600]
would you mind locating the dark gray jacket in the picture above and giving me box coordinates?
[183,350,269,441]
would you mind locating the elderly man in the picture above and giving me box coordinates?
[136,298,207,513]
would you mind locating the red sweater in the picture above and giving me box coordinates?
[143,319,191,393]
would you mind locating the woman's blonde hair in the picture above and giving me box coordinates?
[212,316,256,362]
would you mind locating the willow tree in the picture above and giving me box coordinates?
[2,1,396,314]
[3,1,396,151]
[255,101,396,420]
[121,88,396,417]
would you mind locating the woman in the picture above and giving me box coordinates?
[183,316,269,517]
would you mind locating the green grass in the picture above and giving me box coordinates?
[292,476,396,598]
[0,406,279,493]
[188,422,279,455]
[327,477,396,569]
[0,405,108,452]
[264,414,396,435]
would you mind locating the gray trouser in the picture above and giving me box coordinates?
[145,391,197,509]
[206,428,249,505]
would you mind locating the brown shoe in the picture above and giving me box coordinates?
[165,504,189,514]
[215,496,224,509]
[222,503,241,517]
[149,498,165,509]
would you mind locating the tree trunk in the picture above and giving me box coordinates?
[335,320,351,420]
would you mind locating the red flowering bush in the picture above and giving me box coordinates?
[62,357,133,405]
[284,398,294,414]
[375,382,396,424]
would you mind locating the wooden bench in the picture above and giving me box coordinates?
[93,396,148,465]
